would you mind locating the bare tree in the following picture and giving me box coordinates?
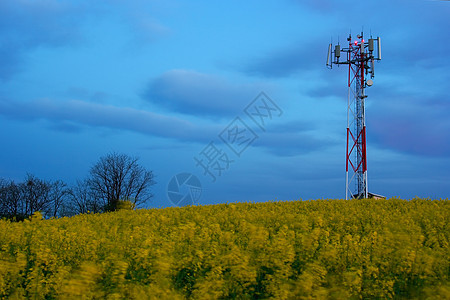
[65,179,104,215]
[0,179,22,220]
[1,175,71,220]
[20,174,52,217]
[88,153,155,211]
[2,153,155,218]
[47,180,70,218]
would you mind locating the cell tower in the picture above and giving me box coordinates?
[326,32,381,199]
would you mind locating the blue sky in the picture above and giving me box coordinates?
[0,0,449,207]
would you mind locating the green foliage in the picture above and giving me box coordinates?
[0,198,448,299]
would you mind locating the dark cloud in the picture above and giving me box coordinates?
[100,0,174,46]
[240,40,325,78]
[143,69,268,117]
[0,45,22,80]
[253,120,336,157]
[255,132,332,157]
[0,0,85,80]
[0,0,172,80]
[47,122,83,134]
[246,0,449,81]
[0,97,333,159]
[0,98,220,144]
[369,95,450,156]
[123,7,172,44]
[65,87,110,104]
[269,120,314,132]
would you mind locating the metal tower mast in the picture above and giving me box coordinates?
[327,32,381,199]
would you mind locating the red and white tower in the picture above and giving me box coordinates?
[327,32,381,199]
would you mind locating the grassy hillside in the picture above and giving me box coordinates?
[0,198,449,299]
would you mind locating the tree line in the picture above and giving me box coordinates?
[0,153,156,220]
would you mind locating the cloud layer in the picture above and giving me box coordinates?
[0,0,85,80]
[0,96,330,158]
[369,95,450,156]
[0,98,218,143]
[143,70,268,117]
[254,121,334,157]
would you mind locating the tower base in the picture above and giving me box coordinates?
[350,192,385,200]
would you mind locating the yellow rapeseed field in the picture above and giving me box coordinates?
[0,198,449,299]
